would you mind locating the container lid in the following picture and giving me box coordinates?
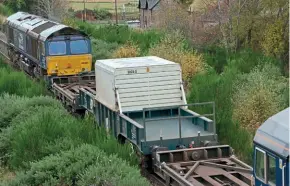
[96,56,178,73]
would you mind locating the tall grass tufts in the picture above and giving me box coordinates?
[0,61,45,97]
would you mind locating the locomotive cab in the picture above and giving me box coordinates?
[253,107,289,186]
[46,33,92,76]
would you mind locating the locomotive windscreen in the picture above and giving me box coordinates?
[70,40,89,55]
[48,41,67,56]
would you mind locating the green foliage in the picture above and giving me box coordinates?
[76,23,163,55]
[0,62,45,97]
[202,46,228,73]
[0,4,13,16]
[91,39,119,62]
[262,20,286,58]
[0,95,63,165]
[4,0,32,13]
[188,49,288,163]
[232,63,289,131]
[9,106,77,168]
[94,8,112,20]
[5,144,149,186]
[188,66,254,163]
[0,93,138,172]
[0,95,61,129]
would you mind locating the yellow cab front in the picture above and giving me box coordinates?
[46,37,92,76]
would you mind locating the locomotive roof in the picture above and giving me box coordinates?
[6,12,86,41]
[254,107,289,158]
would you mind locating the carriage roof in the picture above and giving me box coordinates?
[254,107,289,158]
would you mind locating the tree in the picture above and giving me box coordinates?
[32,0,69,21]
[4,0,33,12]
[4,0,69,21]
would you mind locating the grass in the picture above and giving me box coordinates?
[0,59,46,97]
[70,1,139,12]
[0,58,147,185]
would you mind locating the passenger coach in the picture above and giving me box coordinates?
[4,12,92,78]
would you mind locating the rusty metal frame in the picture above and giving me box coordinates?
[51,72,95,111]
[153,145,253,186]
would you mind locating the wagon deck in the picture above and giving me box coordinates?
[153,145,253,186]
[50,72,95,112]
[133,117,212,141]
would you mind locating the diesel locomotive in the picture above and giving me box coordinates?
[3,12,92,78]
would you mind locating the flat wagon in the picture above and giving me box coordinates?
[79,56,218,155]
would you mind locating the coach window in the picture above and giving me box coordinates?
[255,148,266,182]
[268,155,276,185]
[70,40,89,55]
[48,41,66,56]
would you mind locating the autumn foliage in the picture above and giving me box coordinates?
[112,42,140,58]
[149,31,205,84]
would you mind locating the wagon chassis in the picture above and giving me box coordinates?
[50,72,95,114]
[153,145,253,186]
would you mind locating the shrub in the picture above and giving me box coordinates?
[9,106,77,168]
[149,31,205,83]
[0,64,45,97]
[0,95,61,129]
[76,23,163,54]
[91,39,119,61]
[232,63,289,131]
[0,94,138,169]
[0,95,63,166]
[188,66,254,163]
[112,42,140,58]
[0,4,13,16]
[94,8,112,20]
[5,144,149,186]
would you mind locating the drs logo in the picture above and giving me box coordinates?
[128,69,137,74]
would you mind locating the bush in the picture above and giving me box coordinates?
[91,39,119,61]
[5,144,149,186]
[0,95,61,129]
[112,42,140,58]
[232,63,289,131]
[0,94,138,170]
[8,106,77,168]
[0,63,45,97]
[94,8,112,20]
[188,66,254,163]
[76,23,163,54]
[0,4,13,16]
[149,31,205,84]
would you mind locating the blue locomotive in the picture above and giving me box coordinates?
[253,107,289,186]
[4,12,92,78]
